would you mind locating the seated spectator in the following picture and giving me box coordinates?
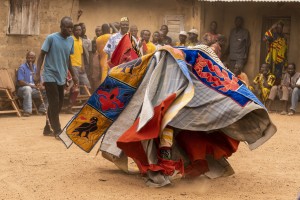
[233,63,249,87]
[288,66,300,116]
[175,31,188,47]
[267,63,300,114]
[250,63,275,104]
[17,51,48,117]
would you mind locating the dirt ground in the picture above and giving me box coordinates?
[0,113,299,200]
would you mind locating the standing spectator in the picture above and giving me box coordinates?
[96,23,111,84]
[110,22,120,33]
[95,26,102,38]
[130,25,139,43]
[104,17,130,59]
[267,63,300,114]
[202,21,219,45]
[210,34,226,59]
[227,16,251,71]
[17,51,47,116]
[175,31,187,47]
[152,31,161,46]
[34,16,78,137]
[79,23,92,81]
[160,25,172,45]
[91,26,102,54]
[140,30,156,55]
[70,24,91,92]
[187,29,200,46]
[264,21,288,85]
[140,30,145,40]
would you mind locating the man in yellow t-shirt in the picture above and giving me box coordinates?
[70,24,91,91]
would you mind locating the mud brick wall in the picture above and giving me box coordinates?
[0,0,79,77]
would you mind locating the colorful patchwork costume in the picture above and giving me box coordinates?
[59,39,277,187]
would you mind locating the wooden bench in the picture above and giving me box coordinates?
[0,68,21,117]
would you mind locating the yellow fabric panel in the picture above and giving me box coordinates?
[66,104,113,152]
[109,53,154,88]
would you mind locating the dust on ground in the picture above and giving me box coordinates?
[0,113,299,200]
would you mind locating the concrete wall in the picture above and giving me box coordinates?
[200,2,300,81]
[78,0,201,43]
[0,0,79,74]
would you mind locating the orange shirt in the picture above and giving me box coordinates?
[96,34,111,55]
[145,42,156,54]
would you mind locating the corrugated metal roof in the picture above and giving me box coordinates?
[199,0,300,2]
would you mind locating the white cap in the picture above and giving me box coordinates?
[188,29,199,35]
[179,31,187,36]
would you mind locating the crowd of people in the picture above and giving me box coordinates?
[14,15,297,138]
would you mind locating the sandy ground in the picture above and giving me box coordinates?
[0,113,299,200]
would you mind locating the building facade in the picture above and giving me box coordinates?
[1,0,299,82]
[199,1,300,80]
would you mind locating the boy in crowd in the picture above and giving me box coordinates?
[250,63,275,104]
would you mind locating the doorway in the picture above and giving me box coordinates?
[164,15,185,44]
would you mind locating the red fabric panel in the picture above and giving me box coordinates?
[176,130,239,177]
[137,157,184,176]
[117,94,183,175]
[110,34,139,67]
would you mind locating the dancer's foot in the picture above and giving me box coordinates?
[159,147,171,160]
